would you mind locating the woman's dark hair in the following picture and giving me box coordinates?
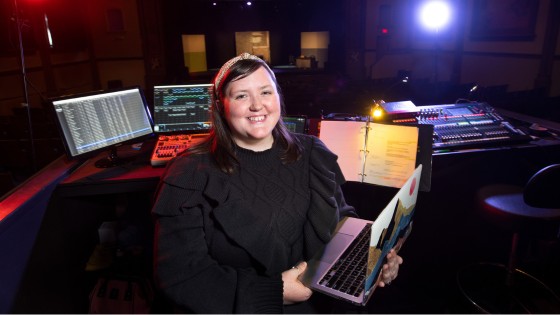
[187,56,303,174]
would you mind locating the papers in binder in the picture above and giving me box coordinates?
[319,120,419,188]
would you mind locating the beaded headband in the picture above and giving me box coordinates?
[213,52,273,99]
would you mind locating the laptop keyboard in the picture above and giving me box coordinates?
[319,223,372,297]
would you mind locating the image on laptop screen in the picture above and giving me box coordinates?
[153,84,212,134]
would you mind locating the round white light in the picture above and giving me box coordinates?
[419,1,451,32]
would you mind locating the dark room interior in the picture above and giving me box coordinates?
[1,0,560,313]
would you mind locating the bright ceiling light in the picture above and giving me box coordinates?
[419,1,451,32]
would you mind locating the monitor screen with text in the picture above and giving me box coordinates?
[51,87,153,161]
[153,84,213,134]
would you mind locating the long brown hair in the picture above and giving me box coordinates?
[187,54,303,174]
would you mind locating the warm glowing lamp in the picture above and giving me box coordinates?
[371,103,384,120]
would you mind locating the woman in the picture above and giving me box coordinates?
[152,53,403,313]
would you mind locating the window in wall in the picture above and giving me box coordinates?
[106,8,125,33]
[300,32,329,69]
[182,34,208,73]
[235,31,270,63]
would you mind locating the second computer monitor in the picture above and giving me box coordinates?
[51,86,154,167]
[153,84,213,133]
[283,115,308,134]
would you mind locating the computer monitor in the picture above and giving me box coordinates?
[152,84,213,134]
[282,115,308,134]
[51,86,154,168]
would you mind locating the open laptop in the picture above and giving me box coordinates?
[302,164,422,306]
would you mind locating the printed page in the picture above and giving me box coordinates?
[364,123,418,188]
[318,120,366,182]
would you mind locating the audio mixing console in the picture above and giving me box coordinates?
[381,101,532,150]
[150,133,208,167]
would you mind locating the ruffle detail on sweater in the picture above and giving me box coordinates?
[160,153,294,274]
[303,135,346,259]
[160,154,230,207]
[158,136,344,272]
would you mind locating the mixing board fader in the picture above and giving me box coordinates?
[150,133,208,167]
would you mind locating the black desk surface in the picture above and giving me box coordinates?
[57,140,165,196]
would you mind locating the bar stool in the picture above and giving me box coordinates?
[457,164,560,313]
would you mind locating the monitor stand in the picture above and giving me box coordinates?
[94,146,134,168]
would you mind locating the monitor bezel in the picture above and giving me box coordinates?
[49,86,155,163]
[152,83,213,135]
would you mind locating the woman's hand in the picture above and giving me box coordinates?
[377,249,403,287]
[281,261,313,305]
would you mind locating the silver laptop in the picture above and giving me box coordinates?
[301,165,422,306]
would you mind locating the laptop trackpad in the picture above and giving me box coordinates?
[318,233,354,264]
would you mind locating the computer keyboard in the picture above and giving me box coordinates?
[319,223,372,297]
[150,133,208,167]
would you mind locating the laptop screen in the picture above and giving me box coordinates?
[153,84,212,134]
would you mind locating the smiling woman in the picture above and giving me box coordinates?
[150,53,403,313]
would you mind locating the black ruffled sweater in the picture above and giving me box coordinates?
[152,134,356,313]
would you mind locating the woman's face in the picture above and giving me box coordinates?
[223,66,281,151]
